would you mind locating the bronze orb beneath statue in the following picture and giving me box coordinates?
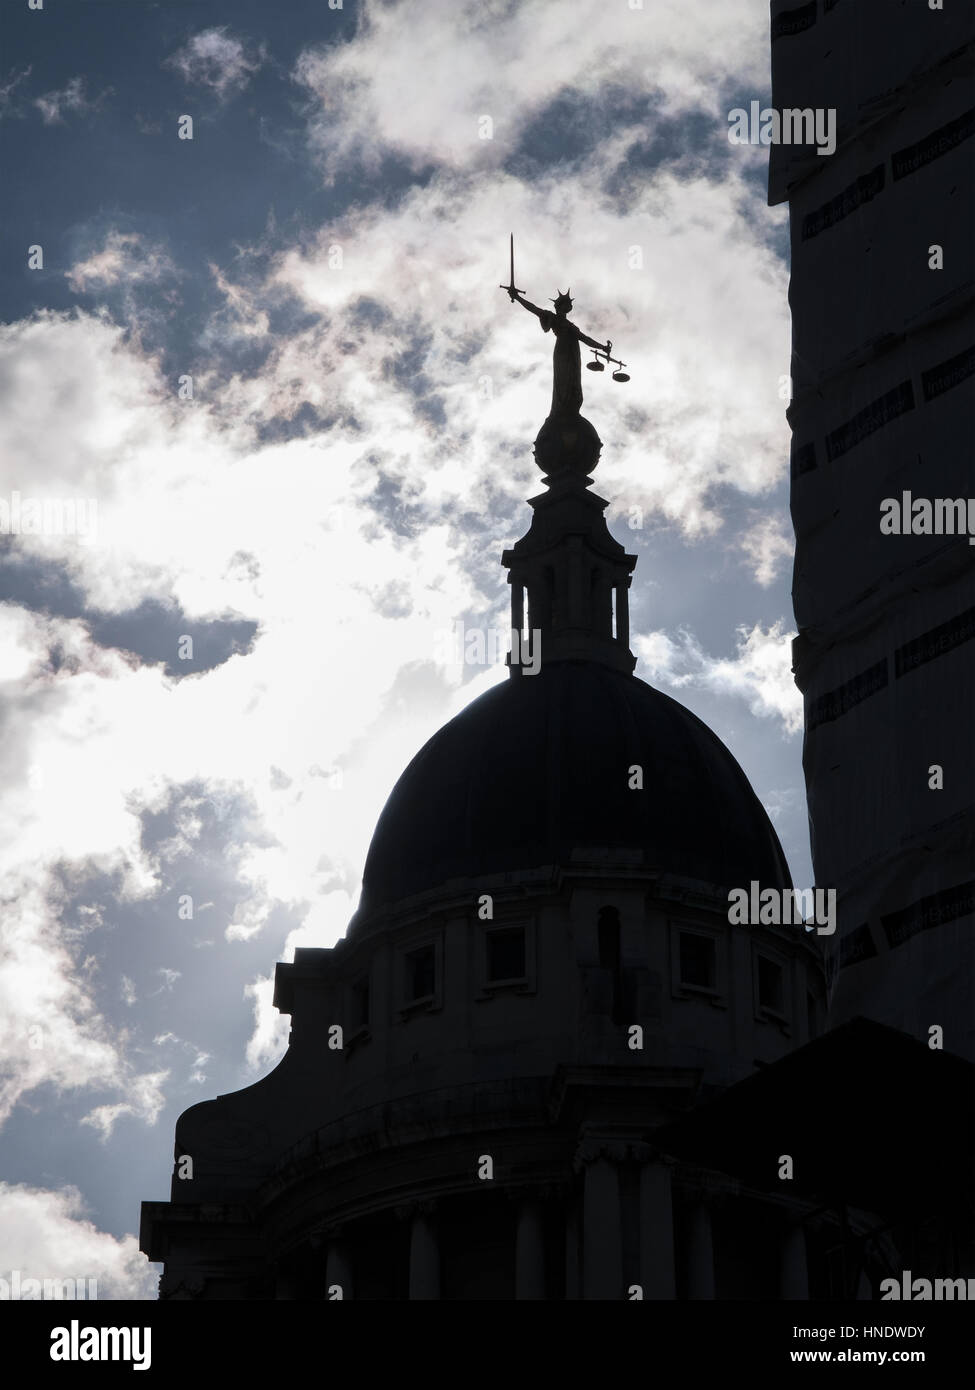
[533,411,602,479]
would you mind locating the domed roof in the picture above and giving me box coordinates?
[354,661,791,922]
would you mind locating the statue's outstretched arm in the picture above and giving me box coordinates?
[509,291,545,320]
[577,327,610,353]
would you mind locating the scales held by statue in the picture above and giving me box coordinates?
[500,234,630,477]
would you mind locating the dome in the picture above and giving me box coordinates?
[355,661,791,921]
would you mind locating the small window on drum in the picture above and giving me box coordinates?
[351,974,370,1030]
[405,944,436,1002]
[757,955,785,1015]
[487,927,526,983]
[679,932,716,991]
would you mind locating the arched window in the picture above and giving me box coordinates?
[597,906,624,1023]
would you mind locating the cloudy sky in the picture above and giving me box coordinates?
[0,0,808,1297]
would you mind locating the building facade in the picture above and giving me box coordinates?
[141,377,826,1300]
[769,0,974,1059]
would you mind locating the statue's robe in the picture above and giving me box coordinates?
[538,310,583,417]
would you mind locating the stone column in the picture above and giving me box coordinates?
[511,579,524,637]
[515,1196,546,1299]
[582,1156,622,1300]
[616,579,630,647]
[409,1204,440,1300]
[780,1220,809,1300]
[639,1159,676,1299]
[324,1239,352,1300]
[592,570,610,639]
[684,1199,715,1300]
[564,1199,581,1300]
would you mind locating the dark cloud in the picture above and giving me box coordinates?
[358,467,427,539]
[0,551,258,677]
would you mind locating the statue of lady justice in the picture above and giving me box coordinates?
[500,236,628,474]
[506,285,611,417]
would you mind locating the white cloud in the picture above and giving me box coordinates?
[635,620,802,735]
[739,510,795,587]
[0,303,497,1102]
[244,972,289,1071]
[151,1033,211,1086]
[0,64,31,119]
[294,0,769,180]
[166,28,265,101]
[66,231,178,296]
[0,1182,157,1299]
[0,853,167,1128]
[34,76,106,125]
[80,1070,168,1141]
[762,785,804,825]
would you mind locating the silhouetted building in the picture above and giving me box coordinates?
[658,1,975,1301]
[141,388,827,1299]
[770,0,974,1059]
[655,0,974,1300]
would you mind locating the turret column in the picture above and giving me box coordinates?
[514,1195,546,1299]
[576,1138,624,1300]
[324,1236,353,1300]
[780,1220,809,1299]
[408,1202,440,1300]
